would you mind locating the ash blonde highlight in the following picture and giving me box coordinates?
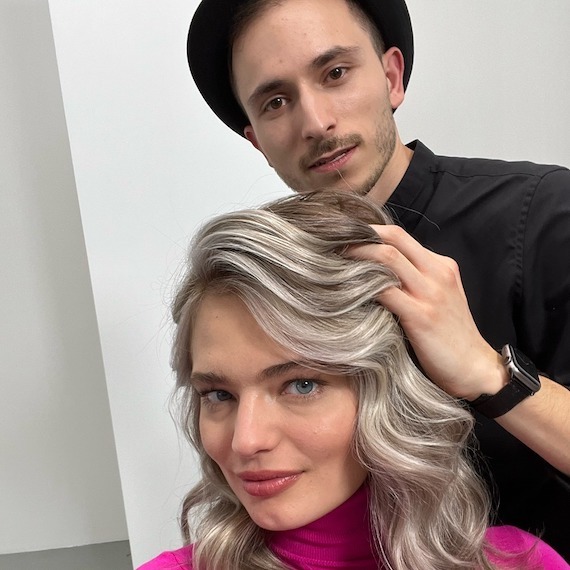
[171,191,517,569]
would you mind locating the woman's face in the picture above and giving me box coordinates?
[190,294,367,531]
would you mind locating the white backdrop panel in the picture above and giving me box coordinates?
[0,0,127,554]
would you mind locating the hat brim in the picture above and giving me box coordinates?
[188,0,413,137]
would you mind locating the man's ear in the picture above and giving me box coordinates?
[382,47,406,111]
[244,125,261,150]
[244,125,272,167]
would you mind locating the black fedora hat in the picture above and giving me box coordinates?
[187,0,414,137]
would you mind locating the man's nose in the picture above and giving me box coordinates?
[231,394,280,457]
[298,89,336,140]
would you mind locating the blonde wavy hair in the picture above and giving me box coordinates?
[171,191,506,570]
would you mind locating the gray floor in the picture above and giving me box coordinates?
[0,540,131,570]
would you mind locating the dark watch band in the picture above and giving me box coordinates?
[471,381,533,418]
[471,345,541,419]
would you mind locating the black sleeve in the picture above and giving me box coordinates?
[518,167,570,388]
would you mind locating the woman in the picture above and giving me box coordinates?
[140,192,567,569]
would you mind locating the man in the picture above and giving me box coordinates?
[187,0,570,557]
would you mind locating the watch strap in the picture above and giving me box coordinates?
[471,381,533,419]
[471,344,540,419]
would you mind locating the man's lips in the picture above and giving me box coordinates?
[236,470,302,497]
[308,146,356,173]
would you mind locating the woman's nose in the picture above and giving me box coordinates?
[231,394,280,457]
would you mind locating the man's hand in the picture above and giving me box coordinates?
[349,224,570,475]
[349,224,507,401]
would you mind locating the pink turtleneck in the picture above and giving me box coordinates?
[139,485,568,569]
[268,483,376,569]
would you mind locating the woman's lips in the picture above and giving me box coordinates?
[238,471,302,498]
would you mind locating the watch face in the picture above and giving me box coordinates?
[505,345,541,393]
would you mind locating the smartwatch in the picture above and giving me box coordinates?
[471,344,541,419]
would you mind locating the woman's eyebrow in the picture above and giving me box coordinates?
[189,372,229,387]
[260,361,305,379]
[189,362,306,386]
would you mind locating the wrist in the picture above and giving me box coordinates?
[463,350,510,402]
[470,345,542,419]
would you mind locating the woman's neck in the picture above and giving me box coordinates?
[268,484,379,569]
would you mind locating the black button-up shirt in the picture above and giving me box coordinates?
[388,140,570,557]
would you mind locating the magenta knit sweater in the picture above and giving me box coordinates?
[138,485,568,569]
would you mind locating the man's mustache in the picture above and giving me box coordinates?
[300,134,363,170]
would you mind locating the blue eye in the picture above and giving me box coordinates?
[286,379,317,396]
[204,390,232,404]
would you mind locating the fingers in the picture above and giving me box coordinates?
[368,225,437,272]
[349,225,496,398]
[349,240,422,295]
[349,225,465,302]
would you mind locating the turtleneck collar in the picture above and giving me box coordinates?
[268,484,379,569]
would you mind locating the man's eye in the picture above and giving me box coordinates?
[284,379,317,396]
[328,67,346,80]
[266,97,285,111]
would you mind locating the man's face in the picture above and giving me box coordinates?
[232,0,405,200]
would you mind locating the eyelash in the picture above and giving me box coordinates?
[283,378,322,398]
[198,389,233,408]
[260,66,348,114]
[197,378,324,408]
[262,96,287,114]
[327,66,347,81]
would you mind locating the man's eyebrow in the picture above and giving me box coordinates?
[247,79,287,108]
[246,46,360,108]
[310,45,360,70]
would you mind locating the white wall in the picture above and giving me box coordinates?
[47,0,569,567]
[0,0,127,555]
[398,1,570,166]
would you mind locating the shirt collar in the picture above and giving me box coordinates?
[386,140,437,232]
